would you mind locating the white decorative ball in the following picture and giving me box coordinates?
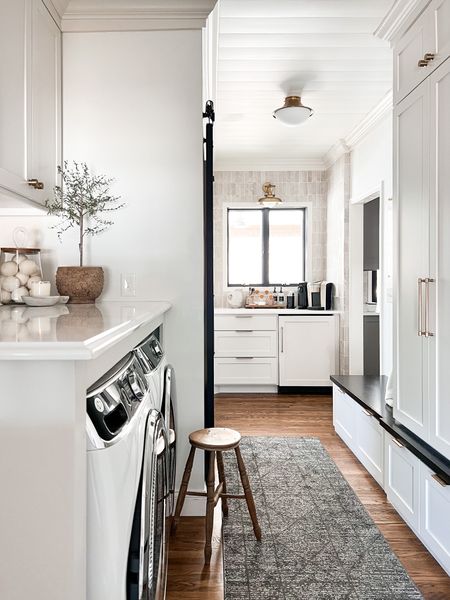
[2,276,20,292]
[26,275,42,290]
[16,272,29,286]
[0,261,19,277]
[13,254,27,265]
[19,259,40,276]
[11,286,29,303]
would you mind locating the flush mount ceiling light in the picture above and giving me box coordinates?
[258,182,282,207]
[273,95,313,126]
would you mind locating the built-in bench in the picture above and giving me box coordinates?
[331,375,450,575]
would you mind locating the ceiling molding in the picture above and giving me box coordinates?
[42,0,70,25]
[344,91,393,148]
[214,157,327,172]
[62,0,217,31]
[374,0,428,44]
[323,139,350,170]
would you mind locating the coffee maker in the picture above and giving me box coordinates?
[306,281,334,310]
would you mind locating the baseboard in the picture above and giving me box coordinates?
[278,386,332,395]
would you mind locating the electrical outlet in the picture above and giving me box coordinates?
[121,272,136,297]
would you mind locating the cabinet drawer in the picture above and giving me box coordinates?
[385,432,421,533]
[215,314,277,331]
[214,330,277,357]
[333,386,358,452]
[356,407,384,487]
[214,357,278,385]
[420,464,450,573]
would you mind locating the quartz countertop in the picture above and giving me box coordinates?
[0,300,171,360]
[215,307,340,315]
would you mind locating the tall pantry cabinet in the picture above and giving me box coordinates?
[394,0,450,460]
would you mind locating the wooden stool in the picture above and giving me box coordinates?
[171,427,261,565]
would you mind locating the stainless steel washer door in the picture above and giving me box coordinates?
[127,410,169,600]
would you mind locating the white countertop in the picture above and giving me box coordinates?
[215,307,340,315]
[0,300,171,360]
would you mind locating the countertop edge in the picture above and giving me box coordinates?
[0,301,172,360]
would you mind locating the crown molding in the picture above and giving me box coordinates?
[323,140,350,170]
[214,157,327,172]
[62,0,217,31]
[344,91,393,148]
[374,0,429,44]
[42,0,70,25]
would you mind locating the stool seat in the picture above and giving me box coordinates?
[189,427,241,451]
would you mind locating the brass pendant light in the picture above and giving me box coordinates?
[258,182,282,207]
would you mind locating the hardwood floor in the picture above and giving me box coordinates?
[167,394,450,600]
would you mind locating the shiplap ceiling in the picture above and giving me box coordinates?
[214,0,394,170]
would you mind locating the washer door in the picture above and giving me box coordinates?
[127,410,169,600]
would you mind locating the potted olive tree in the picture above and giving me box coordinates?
[46,161,124,304]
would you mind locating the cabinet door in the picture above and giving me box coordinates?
[429,0,450,70]
[214,357,278,386]
[356,407,384,487]
[384,432,421,533]
[420,463,450,573]
[29,0,61,203]
[393,9,434,103]
[428,58,450,460]
[332,386,357,452]
[279,316,338,387]
[0,0,29,198]
[214,330,277,358]
[394,81,430,440]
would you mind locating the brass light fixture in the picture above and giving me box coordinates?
[258,182,282,207]
[273,95,313,126]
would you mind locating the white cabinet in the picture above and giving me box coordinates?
[394,58,450,458]
[394,79,430,440]
[428,58,450,459]
[394,0,450,103]
[384,432,421,534]
[0,0,61,204]
[356,408,384,487]
[214,313,278,387]
[279,315,339,387]
[420,463,450,573]
[332,385,384,486]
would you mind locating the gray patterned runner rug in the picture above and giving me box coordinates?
[222,437,423,600]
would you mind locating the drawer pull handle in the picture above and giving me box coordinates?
[392,437,404,448]
[235,356,254,360]
[235,315,252,318]
[432,473,449,487]
[424,52,435,62]
[235,330,254,333]
[362,408,372,417]
[418,59,429,67]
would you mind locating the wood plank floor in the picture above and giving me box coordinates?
[167,394,450,600]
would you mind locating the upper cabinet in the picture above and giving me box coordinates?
[0,0,61,205]
[394,0,450,103]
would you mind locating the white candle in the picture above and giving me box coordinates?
[30,280,51,297]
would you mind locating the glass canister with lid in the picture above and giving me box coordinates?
[0,247,43,304]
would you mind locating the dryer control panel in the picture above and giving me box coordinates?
[87,353,149,442]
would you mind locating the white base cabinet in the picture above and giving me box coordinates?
[333,386,450,576]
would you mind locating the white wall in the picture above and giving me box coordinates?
[350,113,393,375]
[62,30,206,505]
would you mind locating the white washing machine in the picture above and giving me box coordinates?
[86,332,174,600]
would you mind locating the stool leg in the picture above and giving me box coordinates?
[216,451,229,517]
[204,451,216,565]
[235,446,262,540]
[171,445,196,536]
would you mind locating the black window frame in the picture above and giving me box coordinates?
[226,207,307,287]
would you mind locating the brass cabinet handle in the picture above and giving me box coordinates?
[418,59,429,67]
[424,52,435,62]
[235,356,253,360]
[432,473,449,487]
[235,330,253,333]
[27,178,44,190]
[424,278,435,337]
[418,278,425,336]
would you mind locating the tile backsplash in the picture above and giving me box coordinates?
[213,170,328,307]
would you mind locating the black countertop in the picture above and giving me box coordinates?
[331,374,450,484]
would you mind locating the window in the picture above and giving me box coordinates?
[227,207,306,286]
